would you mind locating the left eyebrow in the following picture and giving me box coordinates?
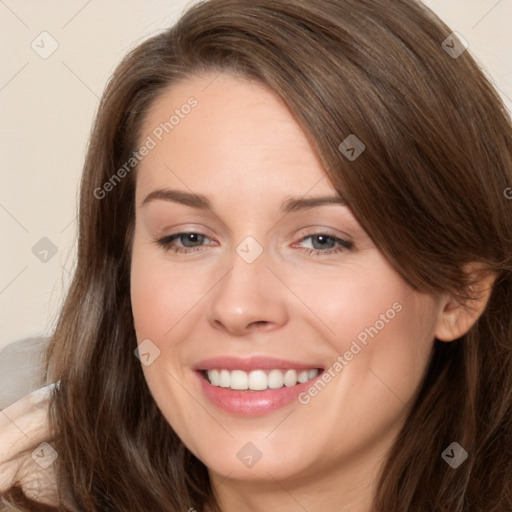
[140,188,347,213]
[281,194,347,213]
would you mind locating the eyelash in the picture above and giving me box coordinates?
[154,231,353,256]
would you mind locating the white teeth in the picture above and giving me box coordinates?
[297,370,309,383]
[307,369,318,379]
[230,370,248,390]
[219,369,230,388]
[205,368,319,391]
[267,369,284,389]
[209,369,220,386]
[248,370,267,390]
[283,369,297,387]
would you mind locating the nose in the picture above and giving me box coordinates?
[206,246,289,337]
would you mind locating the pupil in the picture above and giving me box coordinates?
[313,235,334,250]
[182,233,202,247]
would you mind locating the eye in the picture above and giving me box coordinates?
[154,231,353,256]
[295,233,353,256]
[154,232,214,253]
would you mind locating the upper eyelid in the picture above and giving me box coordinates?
[154,224,217,240]
[159,224,350,237]
[146,207,356,239]
[295,227,353,245]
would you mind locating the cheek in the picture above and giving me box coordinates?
[130,244,207,343]
[129,243,205,442]
[370,292,438,397]
[282,257,411,346]
[322,284,438,424]
[130,259,171,342]
[287,258,438,407]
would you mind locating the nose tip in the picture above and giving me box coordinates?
[206,255,288,337]
[211,317,274,336]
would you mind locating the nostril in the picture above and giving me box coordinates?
[248,321,273,332]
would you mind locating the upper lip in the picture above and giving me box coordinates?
[192,356,324,372]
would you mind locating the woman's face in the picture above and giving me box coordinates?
[130,72,442,490]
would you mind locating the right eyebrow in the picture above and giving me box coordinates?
[141,189,212,210]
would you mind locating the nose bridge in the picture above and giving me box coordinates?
[207,237,288,334]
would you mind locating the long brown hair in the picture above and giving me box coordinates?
[4,0,512,510]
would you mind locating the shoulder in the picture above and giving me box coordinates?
[0,383,60,505]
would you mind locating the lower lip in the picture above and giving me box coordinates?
[194,370,323,416]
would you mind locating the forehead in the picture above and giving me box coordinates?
[135,73,334,200]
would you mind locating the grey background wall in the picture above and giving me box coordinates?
[1,0,511,352]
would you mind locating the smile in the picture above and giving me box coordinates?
[193,356,325,416]
[204,368,320,391]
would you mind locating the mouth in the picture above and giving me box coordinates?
[192,356,325,416]
[199,367,323,391]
